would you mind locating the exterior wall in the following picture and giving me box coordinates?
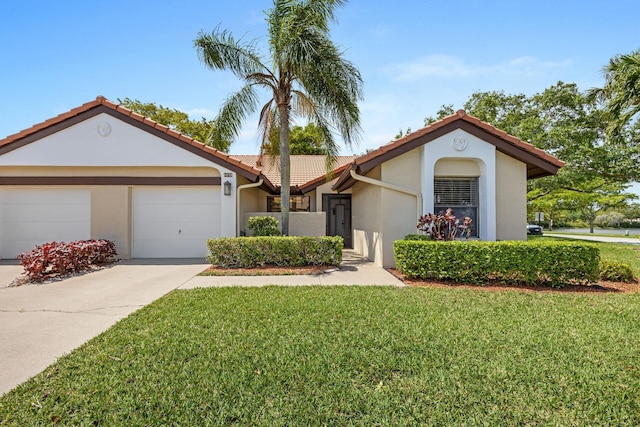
[496,151,527,240]
[423,129,496,241]
[243,212,326,237]
[90,186,131,258]
[314,180,351,211]
[238,186,269,235]
[0,113,222,168]
[434,159,480,176]
[0,166,221,177]
[351,166,383,265]
[379,149,422,268]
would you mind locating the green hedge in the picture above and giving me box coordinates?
[599,260,636,283]
[394,240,600,288]
[207,236,343,268]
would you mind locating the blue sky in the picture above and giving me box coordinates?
[1,0,638,161]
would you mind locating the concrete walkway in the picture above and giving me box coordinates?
[0,251,400,396]
[181,250,404,288]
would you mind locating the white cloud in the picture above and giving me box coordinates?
[385,54,572,82]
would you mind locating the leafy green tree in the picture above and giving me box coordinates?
[460,82,640,232]
[394,127,411,139]
[555,180,635,233]
[263,123,326,155]
[589,49,640,136]
[194,0,363,235]
[423,104,455,125]
[117,98,230,151]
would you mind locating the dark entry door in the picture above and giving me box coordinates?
[324,194,352,248]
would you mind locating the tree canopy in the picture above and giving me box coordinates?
[117,98,230,152]
[194,0,363,235]
[263,123,327,155]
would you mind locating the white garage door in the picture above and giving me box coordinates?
[0,188,91,259]
[133,187,220,258]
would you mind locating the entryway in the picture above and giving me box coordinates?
[323,194,352,248]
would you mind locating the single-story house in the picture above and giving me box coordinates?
[0,97,563,266]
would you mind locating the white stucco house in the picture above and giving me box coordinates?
[0,97,563,266]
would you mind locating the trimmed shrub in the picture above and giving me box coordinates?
[18,240,118,283]
[207,236,343,268]
[247,216,281,236]
[599,260,636,283]
[393,240,600,288]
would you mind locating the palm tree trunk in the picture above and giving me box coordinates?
[278,103,291,236]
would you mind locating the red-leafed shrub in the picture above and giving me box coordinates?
[17,240,117,282]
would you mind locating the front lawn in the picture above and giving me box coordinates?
[2,287,640,426]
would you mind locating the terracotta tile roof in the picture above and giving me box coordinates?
[234,154,356,192]
[0,96,269,185]
[333,109,565,191]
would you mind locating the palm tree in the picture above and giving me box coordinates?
[194,0,363,235]
[590,49,640,136]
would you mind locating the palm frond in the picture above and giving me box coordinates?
[209,84,260,144]
[194,27,269,80]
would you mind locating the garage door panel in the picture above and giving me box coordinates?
[133,187,221,258]
[2,189,89,204]
[133,239,211,259]
[134,220,220,240]
[3,222,91,241]
[134,204,218,222]
[2,204,90,223]
[1,189,90,258]
[135,188,221,204]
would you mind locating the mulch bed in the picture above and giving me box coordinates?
[387,269,640,294]
[200,265,334,276]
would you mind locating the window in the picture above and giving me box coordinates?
[267,196,310,212]
[434,178,478,237]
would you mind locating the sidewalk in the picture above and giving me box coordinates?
[547,233,640,244]
[180,250,404,288]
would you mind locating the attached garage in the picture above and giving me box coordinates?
[0,96,267,259]
[132,187,221,258]
[0,188,90,258]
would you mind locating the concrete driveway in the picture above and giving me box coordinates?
[0,259,209,396]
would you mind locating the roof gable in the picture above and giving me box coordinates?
[333,110,564,191]
[0,96,272,187]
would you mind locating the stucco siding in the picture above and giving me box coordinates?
[90,186,131,258]
[351,166,383,265]
[243,212,326,237]
[0,166,221,177]
[434,159,481,176]
[496,152,527,240]
[379,149,421,268]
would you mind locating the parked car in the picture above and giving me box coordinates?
[527,224,543,235]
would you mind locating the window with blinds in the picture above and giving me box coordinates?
[434,178,478,237]
[434,179,478,206]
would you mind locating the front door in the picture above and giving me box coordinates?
[324,194,352,248]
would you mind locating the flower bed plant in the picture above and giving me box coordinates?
[17,240,117,283]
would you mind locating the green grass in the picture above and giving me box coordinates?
[2,287,640,426]
[532,235,640,276]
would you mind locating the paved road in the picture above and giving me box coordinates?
[547,233,640,244]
